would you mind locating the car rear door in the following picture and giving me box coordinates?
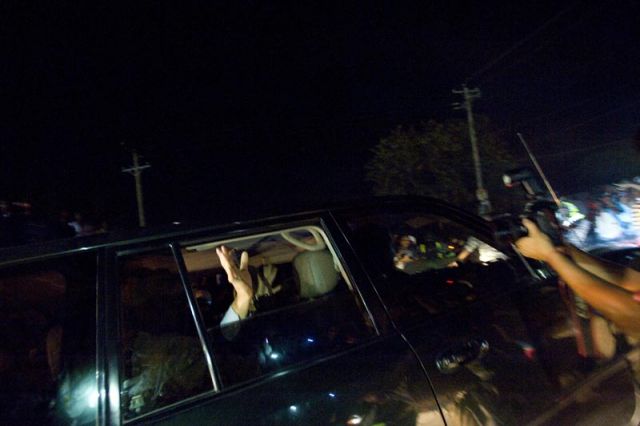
[105,214,445,425]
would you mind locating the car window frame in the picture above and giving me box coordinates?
[330,203,535,323]
[175,219,382,382]
[110,241,220,424]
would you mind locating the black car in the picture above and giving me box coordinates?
[0,197,637,425]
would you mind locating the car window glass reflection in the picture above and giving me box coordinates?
[346,212,512,322]
[118,250,212,420]
[390,216,507,276]
[0,254,97,426]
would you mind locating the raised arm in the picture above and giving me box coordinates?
[216,246,254,320]
[516,219,640,337]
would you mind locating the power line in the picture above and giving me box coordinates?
[465,1,580,84]
[552,100,640,134]
[511,83,639,128]
[476,2,604,86]
[517,138,633,161]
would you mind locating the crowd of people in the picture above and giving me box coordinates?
[0,200,106,248]
[562,177,640,250]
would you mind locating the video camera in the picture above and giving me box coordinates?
[492,167,564,246]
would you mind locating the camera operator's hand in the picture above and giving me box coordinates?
[515,218,557,261]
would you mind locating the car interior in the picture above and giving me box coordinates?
[180,227,354,328]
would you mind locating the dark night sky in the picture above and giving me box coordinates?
[1,1,639,226]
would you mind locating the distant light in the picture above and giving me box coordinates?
[523,346,536,361]
[328,392,336,398]
[289,405,298,413]
[306,337,315,343]
[172,221,181,225]
[270,352,281,360]
[517,341,537,361]
[347,415,363,425]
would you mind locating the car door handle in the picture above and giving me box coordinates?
[435,339,490,374]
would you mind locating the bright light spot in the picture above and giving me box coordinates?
[306,337,315,343]
[289,405,298,413]
[269,352,280,360]
[109,387,119,404]
[87,390,100,408]
[595,212,623,240]
[347,414,363,425]
[328,392,336,398]
[172,221,181,225]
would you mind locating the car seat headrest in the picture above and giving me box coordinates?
[293,250,339,299]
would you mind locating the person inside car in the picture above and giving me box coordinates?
[451,235,508,266]
[393,234,419,270]
[515,218,640,338]
[217,246,254,325]
[216,245,339,329]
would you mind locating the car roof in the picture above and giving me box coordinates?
[0,196,486,266]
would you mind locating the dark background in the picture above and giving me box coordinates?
[1,1,638,227]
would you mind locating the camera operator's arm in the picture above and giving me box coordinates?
[565,245,640,293]
[516,219,640,337]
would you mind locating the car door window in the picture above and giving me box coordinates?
[0,253,97,426]
[180,226,376,387]
[118,248,214,420]
[343,211,511,326]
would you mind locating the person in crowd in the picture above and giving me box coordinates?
[594,193,624,242]
[615,181,640,241]
[515,218,640,338]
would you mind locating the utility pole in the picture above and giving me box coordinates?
[452,85,491,216]
[122,149,151,227]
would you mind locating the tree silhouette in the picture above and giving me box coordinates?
[366,117,517,212]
